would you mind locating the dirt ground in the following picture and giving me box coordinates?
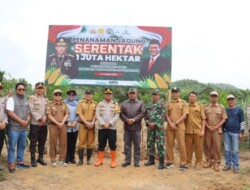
[1,120,250,190]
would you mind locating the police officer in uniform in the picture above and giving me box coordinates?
[47,37,78,78]
[46,89,69,167]
[76,89,97,165]
[144,89,166,170]
[95,88,120,168]
[0,82,7,171]
[28,82,48,167]
[203,91,227,172]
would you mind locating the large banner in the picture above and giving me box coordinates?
[45,25,171,88]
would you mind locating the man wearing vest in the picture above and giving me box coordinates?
[6,82,31,173]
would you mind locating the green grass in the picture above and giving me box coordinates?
[0,171,6,181]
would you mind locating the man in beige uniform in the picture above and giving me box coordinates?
[0,82,7,170]
[76,89,97,165]
[203,91,227,171]
[185,91,206,170]
[46,89,69,167]
[166,87,189,171]
[28,82,48,167]
[95,88,120,168]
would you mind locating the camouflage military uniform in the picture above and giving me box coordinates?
[145,100,166,158]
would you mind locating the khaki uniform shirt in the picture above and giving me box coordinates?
[76,99,97,122]
[46,101,69,124]
[185,102,206,134]
[204,103,228,133]
[0,96,7,123]
[167,98,188,130]
[29,95,48,125]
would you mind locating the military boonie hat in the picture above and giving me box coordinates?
[128,88,137,93]
[104,88,112,94]
[226,94,235,100]
[171,87,180,92]
[210,91,219,96]
[85,89,93,94]
[53,89,62,94]
[152,89,160,95]
[35,82,44,88]
[67,89,76,95]
[55,37,68,46]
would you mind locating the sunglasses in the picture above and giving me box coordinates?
[129,92,135,94]
[68,93,75,96]
[18,88,25,91]
[37,87,44,90]
[54,93,62,96]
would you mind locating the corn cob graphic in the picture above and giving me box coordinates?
[155,74,168,89]
[54,75,65,86]
[163,74,171,83]
[48,68,61,84]
[147,79,158,88]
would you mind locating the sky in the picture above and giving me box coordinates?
[0,0,249,89]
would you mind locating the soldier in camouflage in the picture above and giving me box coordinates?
[144,89,166,170]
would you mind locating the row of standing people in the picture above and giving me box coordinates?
[163,88,244,173]
[0,82,245,174]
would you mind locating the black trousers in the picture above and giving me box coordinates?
[98,129,117,151]
[0,129,5,156]
[66,131,78,161]
[29,125,48,155]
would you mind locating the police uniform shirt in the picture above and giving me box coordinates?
[96,100,120,130]
[0,96,7,123]
[29,95,48,125]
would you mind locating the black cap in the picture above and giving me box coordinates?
[85,89,93,94]
[67,89,76,95]
[171,87,180,92]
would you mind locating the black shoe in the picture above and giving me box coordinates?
[65,158,69,164]
[134,163,140,167]
[144,156,155,166]
[77,149,84,166]
[70,159,77,164]
[87,149,93,165]
[16,162,30,169]
[37,156,47,166]
[158,157,164,170]
[165,163,174,169]
[122,162,131,167]
[179,165,188,171]
[31,153,37,167]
